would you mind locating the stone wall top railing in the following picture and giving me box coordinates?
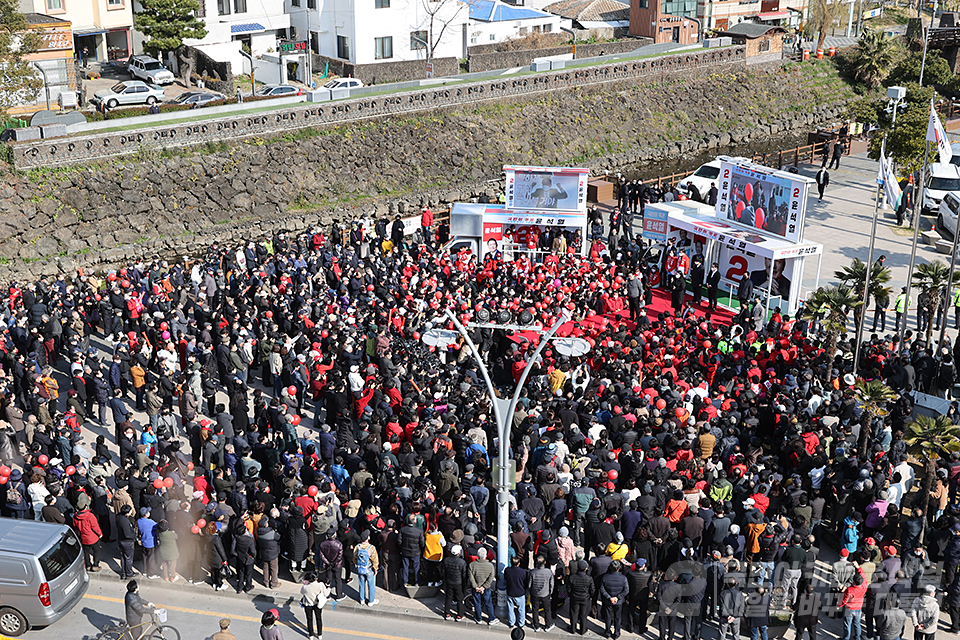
[10,46,746,170]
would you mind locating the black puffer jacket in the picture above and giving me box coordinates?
[442,554,468,587]
[568,564,595,601]
[285,510,310,562]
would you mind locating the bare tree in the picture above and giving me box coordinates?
[808,0,845,51]
[420,0,471,60]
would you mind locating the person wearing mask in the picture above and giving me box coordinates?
[658,570,682,640]
[399,514,425,586]
[73,494,103,572]
[137,508,159,579]
[300,572,329,640]
[600,560,629,640]
[123,580,154,632]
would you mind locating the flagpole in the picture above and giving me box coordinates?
[854,138,887,373]
[901,138,931,351]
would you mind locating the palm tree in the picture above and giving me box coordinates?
[904,414,960,525]
[801,285,862,360]
[911,260,960,344]
[854,378,897,458]
[835,258,892,329]
[850,30,898,89]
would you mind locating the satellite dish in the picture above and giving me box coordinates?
[552,337,591,357]
[422,329,459,348]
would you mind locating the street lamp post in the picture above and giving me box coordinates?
[444,308,571,615]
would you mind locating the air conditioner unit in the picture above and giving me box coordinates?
[58,91,78,110]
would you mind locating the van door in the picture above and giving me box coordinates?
[38,529,85,612]
[0,557,35,615]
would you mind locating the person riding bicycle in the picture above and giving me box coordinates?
[124,580,154,630]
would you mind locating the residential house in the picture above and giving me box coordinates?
[628,0,699,44]
[696,0,804,30]
[287,0,467,66]
[468,0,563,46]
[544,0,629,33]
[19,0,132,63]
[173,0,290,76]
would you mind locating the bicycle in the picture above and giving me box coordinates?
[96,609,180,640]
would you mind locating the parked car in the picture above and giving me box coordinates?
[677,156,750,198]
[939,191,960,238]
[127,55,175,85]
[92,81,166,108]
[168,90,225,108]
[323,78,364,90]
[922,162,960,213]
[254,84,303,97]
[0,520,88,636]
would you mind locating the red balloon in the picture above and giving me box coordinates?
[291,415,301,426]
[163,477,174,488]
[307,485,319,497]
[744,183,753,202]
[735,200,745,217]
[65,465,76,476]
[413,332,421,340]
[263,487,270,494]
[608,469,619,480]
[655,399,667,410]
[0,466,10,477]
[287,385,297,396]
[675,407,685,418]
[0,476,7,485]
[754,208,765,229]
[121,279,130,288]
[367,284,375,292]
[153,478,164,489]
[703,340,712,349]
[266,310,274,318]
[197,518,207,528]
[191,525,201,534]
[187,462,195,471]
[38,454,49,466]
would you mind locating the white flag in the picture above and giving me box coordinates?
[927,99,953,165]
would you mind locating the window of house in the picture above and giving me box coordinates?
[410,30,427,50]
[291,0,299,7]
[543,23,551,31]
[375,36,393,58]
[489,33,495,40]
[375,0,390,8]
[107,0,122,7]
[217,0,230,15]
[234,0,246,12]
[46,0,63,11]
[759,38,770,52]
[519,26,527,34]
[337,34,350,59]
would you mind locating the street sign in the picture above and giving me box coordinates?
[278,41,308,53]
[864,7,883,18]
[425,62,434,78]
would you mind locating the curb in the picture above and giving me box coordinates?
[86,571,594,637]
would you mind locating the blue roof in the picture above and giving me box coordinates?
[231,22,265,33]
[469,0,552,21]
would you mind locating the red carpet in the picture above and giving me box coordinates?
[642,286,737,326]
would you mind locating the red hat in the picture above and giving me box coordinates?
[840,549,849,557]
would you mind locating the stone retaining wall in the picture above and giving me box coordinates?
[465,39,650,72]
[11,46,746,170]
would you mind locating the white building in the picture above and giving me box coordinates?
[19,0,133,64]
[175,0,290,76]
[287,0,468,66]
[468,0,564,46]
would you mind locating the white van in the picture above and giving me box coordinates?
[0,520,88,636]
[923,162,960,214]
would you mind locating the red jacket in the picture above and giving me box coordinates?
[73,509,102,545]
[840,579,867,610]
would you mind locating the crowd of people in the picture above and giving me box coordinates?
[0,208,957,640]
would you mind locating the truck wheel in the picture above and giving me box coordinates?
[0,607,28,636]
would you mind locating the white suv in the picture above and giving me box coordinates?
[128,55,175,85]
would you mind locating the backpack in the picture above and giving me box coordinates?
[356,545,371,575]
